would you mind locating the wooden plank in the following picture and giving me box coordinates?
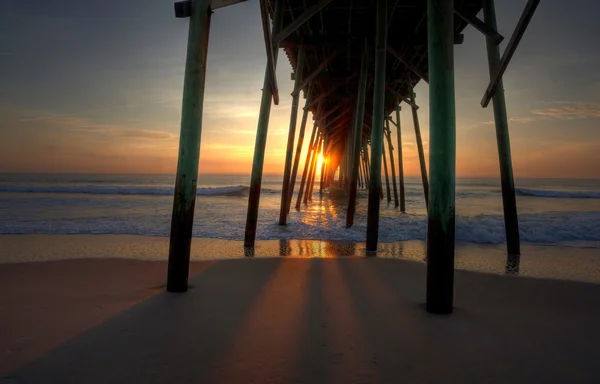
[259,0,279,105]
[211,0,248,10]
[386,85,418,110]
[454,9,504,45]
[273,0,335,44]
[481,0,540,107]
[387,43,429,83]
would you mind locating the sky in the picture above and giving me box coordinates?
[0,0,599,178]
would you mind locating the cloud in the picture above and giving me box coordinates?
[468,102,600,130]
[531,103,600,120]
[23,115,176,141]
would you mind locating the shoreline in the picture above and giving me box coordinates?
[1,234,599,284]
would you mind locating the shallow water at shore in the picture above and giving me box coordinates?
[2,234,600,284]
[2,173,600,247]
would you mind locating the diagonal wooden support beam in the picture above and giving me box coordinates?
[292,40,353,96]
[316,96,354,124]
[309,73,357,108]
[322,107,352,128]
[259,0,279,105]
[211,0,249,10]
[387,115,398,128]
[481,0,540,107]
[386,85,418,110]
[387,44,429,83]
[454,9,504,45]
[273,0,335,44]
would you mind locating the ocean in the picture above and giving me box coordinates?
[1,173,600,248]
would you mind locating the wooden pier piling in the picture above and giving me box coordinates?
[395,104,406,211]
[483,0,521,256]
[366,0,387,252]
[426,0,457,314]
[288,86,313,213]
[279,47,305,225]
[306,133,322,203]
[296,123,318,210]
[244,0,284,248]
[382,137,391,203]
[410,88,429,209]
[167,0,212,292]
[385,118,399,207]
[346,41,369,228]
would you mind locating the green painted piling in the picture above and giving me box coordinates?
[167,0,212,293]
[295,123,318,210]
[244,0,284,247]
[346,41,369,227]
[363,144,371,189]
[483,0,521,256]
[358,158,364,188]
[385,119,399,207]
[279,47,305,225]
[410,89,429,209]
[306,133,322,203]
[366,0,387,251]
[395,104,406,212]
[382,138,391,203]
[288,86,313,213]
[363,146,370,186]
[426,0,456,314]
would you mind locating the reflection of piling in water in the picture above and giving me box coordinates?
[505,253,521,275]
[167,0,540,314]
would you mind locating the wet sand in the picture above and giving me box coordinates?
[3,258,600,383]
[2,234,600,283]
[0,259,213,377]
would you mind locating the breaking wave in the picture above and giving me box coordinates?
[0,184,256,197]
[517,188,600,199]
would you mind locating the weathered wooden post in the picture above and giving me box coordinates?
[410,88,429,209]
[296,124,318,210]
[385,119,399,207]
[319,134,327,196]
[306,133,323,203]
[346,41,369,227]
[167,0,212,293]
[366,0,387,252]
[244,0,284,247]
[483,0,521,256]
[288,86,313,212]
[382,137,391,203]
[426,0,456,314]
[358,160,364,188]
[362,145,370,186]
[395,104,406,212]
[279,48,305,225]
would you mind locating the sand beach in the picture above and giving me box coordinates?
[1,235,600,382]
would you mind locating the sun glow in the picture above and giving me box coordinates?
[316,153,324,175]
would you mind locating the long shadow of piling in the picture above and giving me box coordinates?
[9,259,284,383]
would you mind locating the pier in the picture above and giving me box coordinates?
[168,0,539,313]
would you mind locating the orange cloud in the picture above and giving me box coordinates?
[531,103,600,120]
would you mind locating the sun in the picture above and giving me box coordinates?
[316,153,324,175]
